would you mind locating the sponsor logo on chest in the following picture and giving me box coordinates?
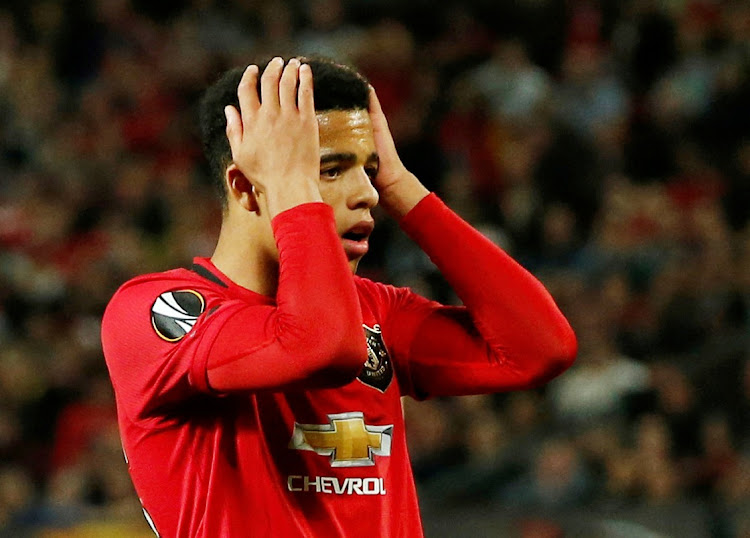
[287,412,393,496]
[286,475,387,496]
[289,412,392,467]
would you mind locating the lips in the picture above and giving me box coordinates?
[341,221,374,260]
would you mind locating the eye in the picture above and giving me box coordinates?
[365,166,379,180]
[320,167,342,181]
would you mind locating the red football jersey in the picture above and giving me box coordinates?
[101,195,576,537]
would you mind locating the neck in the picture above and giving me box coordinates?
[210,218,278,297]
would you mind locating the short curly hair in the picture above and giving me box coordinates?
[198,55,370,207]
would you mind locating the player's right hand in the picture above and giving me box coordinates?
[224,57,323,217]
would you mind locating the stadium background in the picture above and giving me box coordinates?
[0,0,748,536]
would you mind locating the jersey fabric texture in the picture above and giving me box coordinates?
[101,194,576,537]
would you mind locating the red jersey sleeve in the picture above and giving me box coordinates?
[364,194,577,400]
[101,274,219,423]
[101,203,368,423]
[204,203,367,392]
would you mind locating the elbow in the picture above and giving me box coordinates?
[326,339,369,386]
[296,319,367,387]
[556,322,579,369]
[538,323,578,384]
[518,323,577,388]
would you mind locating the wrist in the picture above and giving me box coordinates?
[377,173,430,220]
[263,179,323,218]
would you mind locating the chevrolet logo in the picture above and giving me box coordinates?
[289,412,393,467]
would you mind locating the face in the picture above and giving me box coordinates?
[316,109,380,272]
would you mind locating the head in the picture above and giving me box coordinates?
[199,55,380,272]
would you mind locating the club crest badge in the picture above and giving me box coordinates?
[151,289,205,342]
[358,324,392,392]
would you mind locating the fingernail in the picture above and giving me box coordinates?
[224,106,231,123]
[289,58,300,66]
[273,56,283,65]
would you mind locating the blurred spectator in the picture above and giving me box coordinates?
[547,309,650,428]
[496,435,594,510]
[466,37,551,124]
[297,0,366,62]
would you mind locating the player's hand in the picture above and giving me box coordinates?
[224,57,323,217]
[368,87,429,219]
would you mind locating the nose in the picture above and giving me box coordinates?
[347,168,379,210]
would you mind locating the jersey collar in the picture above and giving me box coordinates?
[191,257,276,305]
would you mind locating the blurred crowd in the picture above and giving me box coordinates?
[0,0,748,536]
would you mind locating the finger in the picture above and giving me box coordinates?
[298,63,315,118]
[368,86,388,128]
[279,58,301,111]
[368,86,397,153]
[237,64,260,126]
[224,105,242,155]
[260,56,284,109]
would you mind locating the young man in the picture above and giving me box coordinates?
[101,56,577,537]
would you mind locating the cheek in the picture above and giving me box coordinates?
[317,184,348,226]
[320,184,348,225]
[318,181,347,206]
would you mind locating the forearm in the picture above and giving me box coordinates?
[400,194,577,389]
[206,203,367,391]
[273,202,364,365]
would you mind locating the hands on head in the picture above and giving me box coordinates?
[223,57,322,218]
[366,86,429,219]
[222,57,428,221]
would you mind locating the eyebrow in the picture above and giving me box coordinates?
[320,152,379,166]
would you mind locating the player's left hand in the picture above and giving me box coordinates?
[368,87,429,219]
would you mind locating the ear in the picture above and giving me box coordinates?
[225,163,259,213]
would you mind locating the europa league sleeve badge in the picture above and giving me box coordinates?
[151,289,206,342]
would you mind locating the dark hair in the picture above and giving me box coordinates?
[198,55,370,207]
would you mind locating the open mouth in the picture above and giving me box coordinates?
[340,222,374,260]
[342,230,368,242]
